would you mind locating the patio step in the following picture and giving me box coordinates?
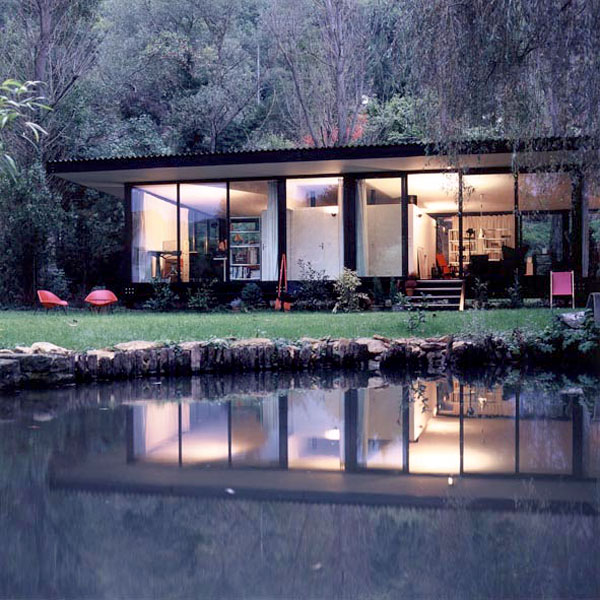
[408,279,465,311]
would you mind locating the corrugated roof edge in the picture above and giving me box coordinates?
[46,136,587,174]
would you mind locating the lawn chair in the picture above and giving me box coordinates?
[550,271,574,309]
[37,290,68,311]
[84,289,118,311]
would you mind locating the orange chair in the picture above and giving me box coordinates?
[37,290,68,311]
[84,289,118,310]
[436,253,453,279]
[550,271,575,308]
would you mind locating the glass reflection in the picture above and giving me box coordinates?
[127,380,598,479]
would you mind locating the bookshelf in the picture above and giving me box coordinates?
[230,217,261,280]
[448,227,512,266]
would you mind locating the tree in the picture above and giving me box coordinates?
[264,0,372,146]
[0,79,48,176]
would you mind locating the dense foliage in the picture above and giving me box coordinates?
[1,0,599,304]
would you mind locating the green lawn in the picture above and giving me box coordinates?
[0,308,563,352]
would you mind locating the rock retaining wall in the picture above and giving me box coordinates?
[0,334,527,391]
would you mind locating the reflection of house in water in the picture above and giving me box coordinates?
[126,382,599,479]
[131,396,280,467]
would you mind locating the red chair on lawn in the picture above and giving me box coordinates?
[550,271,575,309]
[37,290,68,311]
[84,289,118,311]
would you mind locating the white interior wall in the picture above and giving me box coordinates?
[287,207,342,280]
[366,204,402,276]
[408,204,437,278]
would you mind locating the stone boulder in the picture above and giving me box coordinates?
[0,358,21,389]
[113,340,163,352]
[30,342,71,355]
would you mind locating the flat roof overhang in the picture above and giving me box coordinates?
[46,138,584,200]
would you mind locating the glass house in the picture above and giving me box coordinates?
[47,138,600,302]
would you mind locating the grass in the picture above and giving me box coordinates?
[0,308,564,352]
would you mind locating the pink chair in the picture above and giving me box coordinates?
[84,289,118,310]
[550,271,574,308]
[37,290,68,311]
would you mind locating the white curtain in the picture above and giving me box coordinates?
[356,180,369,276]
[261,181,278,280]
[131,188,147,282]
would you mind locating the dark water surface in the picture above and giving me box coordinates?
[1,372,599,599]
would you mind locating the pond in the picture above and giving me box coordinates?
[1,371,599,599]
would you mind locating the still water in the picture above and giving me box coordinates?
[1,372,599,599]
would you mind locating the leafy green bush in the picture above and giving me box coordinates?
[241,283,264,309]
[507,271,524,308]
[333,268,368,313]
[143,279,180,311]
[295,259,334,310]
[472,277,489,309]
[188,279,218,311]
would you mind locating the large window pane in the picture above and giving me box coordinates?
[180,183,227,283]
[462,174,515,274]
[519,172,571,211]
[230,181,278,281]
[408,173,459,277]
[131,185,178,283]
[519,173,572,274]
[356,178,402,276]
[286,178,342,280]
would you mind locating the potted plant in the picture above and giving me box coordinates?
[230,297,243,312]
[404,272,418,297]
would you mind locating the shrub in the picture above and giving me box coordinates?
[241,282,265,309]
[295,259,334,310]
[333,268,368,313]
[188,279,217,311]
[38,265,70,302]
[472,277,489,309]
[507,271,524,308]
[143,279,179,311]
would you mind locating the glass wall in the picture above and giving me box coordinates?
[519,173,572,275]
[179,183,227,282]
[356,178,403,277]
[286,177,342,280]
[462,174,515,279]
[131,185,178,283]
[132,180,277,283]
[408,173,459,278]
[230,181,278,281]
